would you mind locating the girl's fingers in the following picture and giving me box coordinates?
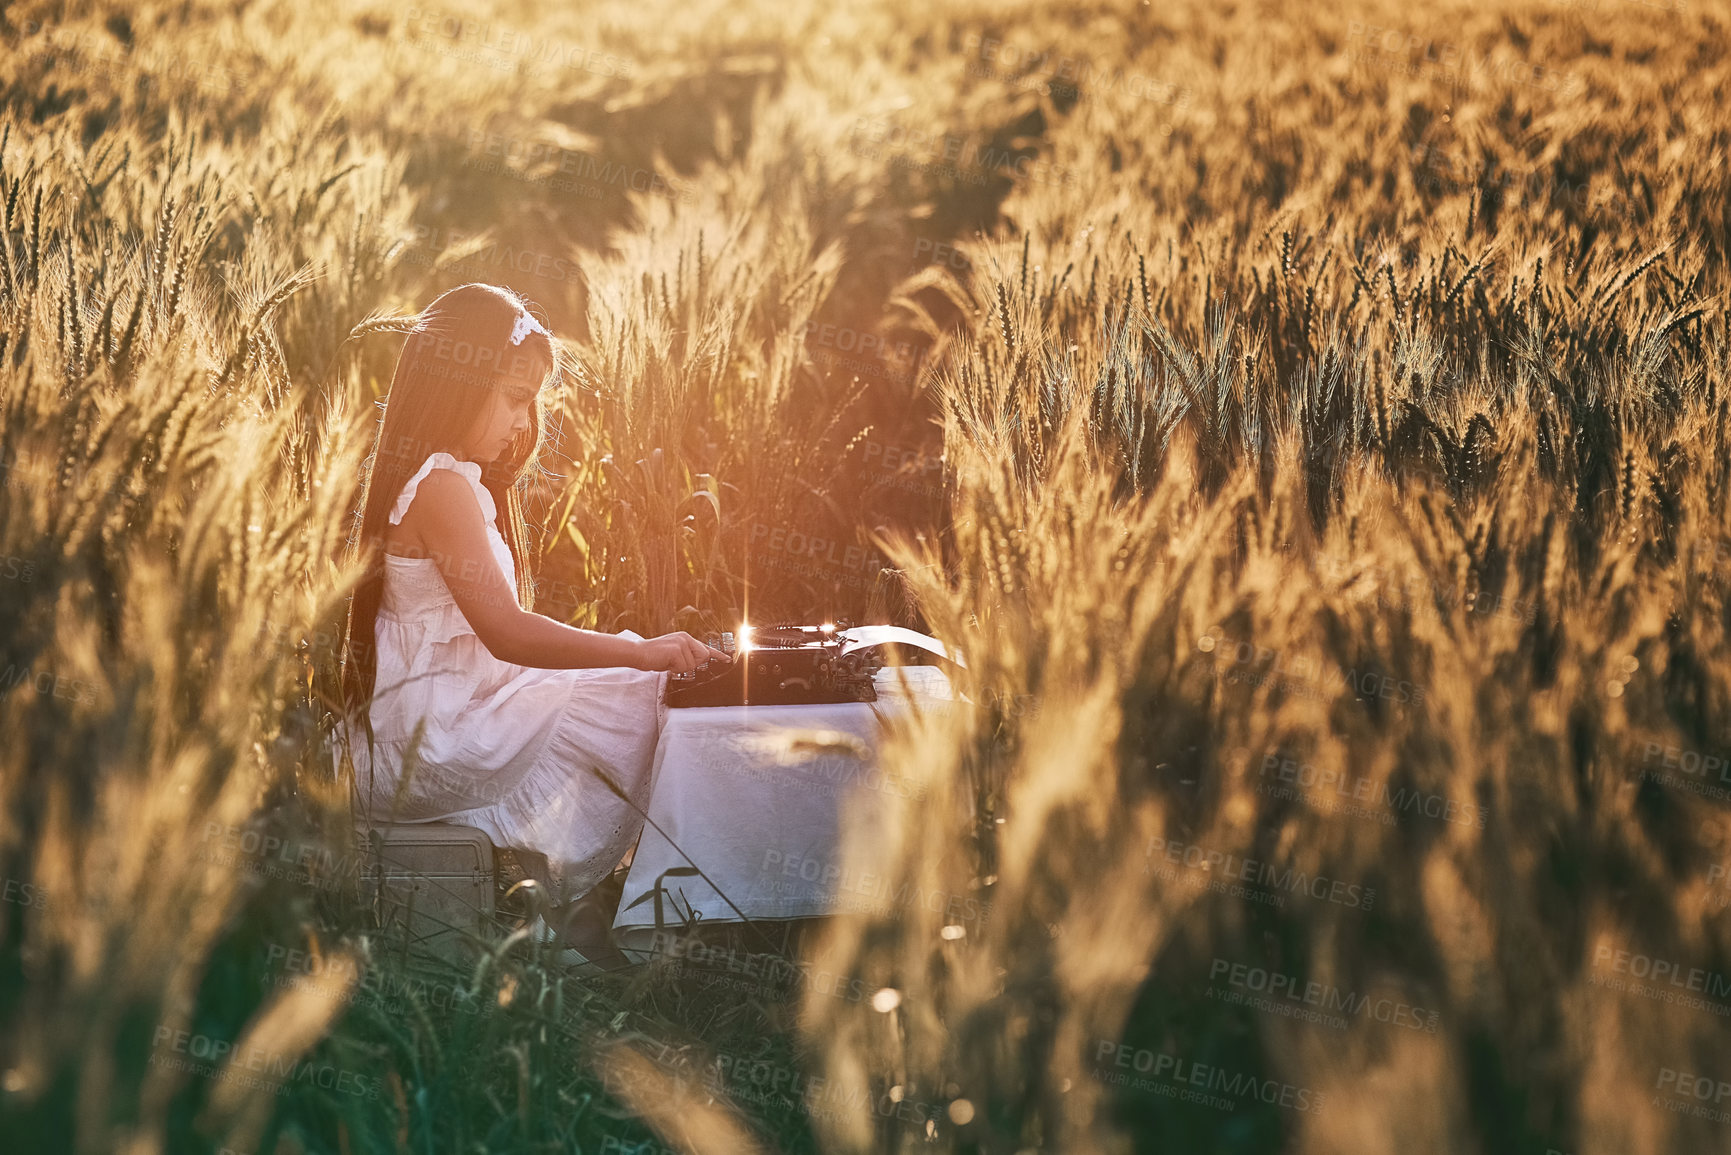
[657,632,720,673]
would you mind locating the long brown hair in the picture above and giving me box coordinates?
[339,282,559,719]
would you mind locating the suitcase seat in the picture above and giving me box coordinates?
[357,820,498,962]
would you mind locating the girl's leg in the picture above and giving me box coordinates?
[546,868,629,968]
[544,834,641,968]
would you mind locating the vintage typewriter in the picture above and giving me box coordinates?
[666,622,879,707]
[665,622,963,708]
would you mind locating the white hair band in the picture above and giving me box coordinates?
[510,309,551,346]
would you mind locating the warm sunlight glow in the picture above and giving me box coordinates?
[5,1,1716,1149]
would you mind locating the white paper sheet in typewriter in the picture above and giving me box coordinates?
[838,625,966,667]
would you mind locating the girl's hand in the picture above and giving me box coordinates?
[636,632,728,674]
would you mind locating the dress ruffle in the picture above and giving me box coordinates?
[385,451,516,590]
[346,653,667,902]
[390,451,497,526]
[431,656,668,901]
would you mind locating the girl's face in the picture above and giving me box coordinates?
[462,378,538,463]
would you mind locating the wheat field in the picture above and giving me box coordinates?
[2,0,1729,1151]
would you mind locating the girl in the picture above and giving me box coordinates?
[337,282,722,960]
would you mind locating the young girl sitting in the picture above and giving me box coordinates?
[337,282,723,961]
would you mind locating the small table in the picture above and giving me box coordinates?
[611,666,956,952]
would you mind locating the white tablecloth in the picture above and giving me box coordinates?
[611,666,955,950]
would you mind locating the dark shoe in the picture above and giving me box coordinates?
[546,870,631,971]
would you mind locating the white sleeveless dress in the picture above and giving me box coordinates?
[343,451,668,902]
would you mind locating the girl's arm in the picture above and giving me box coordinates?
[404,469,715,673]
